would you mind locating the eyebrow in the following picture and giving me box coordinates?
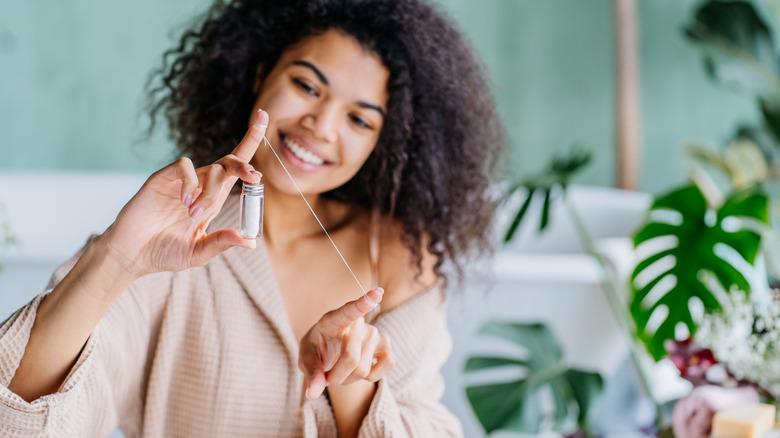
[292,60,386,119]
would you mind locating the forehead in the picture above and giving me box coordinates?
[278,29,390,107]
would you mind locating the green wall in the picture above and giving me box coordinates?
[0,0,762,194]
[0,0,211,172]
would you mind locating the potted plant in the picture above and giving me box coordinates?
[465,2,780,435]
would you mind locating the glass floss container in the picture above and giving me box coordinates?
[240,182,264,238]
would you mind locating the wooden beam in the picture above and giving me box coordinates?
[614,0,642,190]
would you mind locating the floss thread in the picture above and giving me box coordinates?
[249,123,375,306]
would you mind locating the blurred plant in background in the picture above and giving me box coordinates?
[466,1,780,435]
[632,0,780,378]
[629,182,768,361]
[500,145,592,240]
[682,0,780,280]
[464,321,603,437]
[631,0,780,428]
[465,147,638,437]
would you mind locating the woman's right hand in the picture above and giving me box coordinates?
[8,110,269,403]
[101,109,269,279]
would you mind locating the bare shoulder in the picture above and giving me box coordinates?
[376,218,440,313]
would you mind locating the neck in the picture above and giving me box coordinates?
[262,182,352,249]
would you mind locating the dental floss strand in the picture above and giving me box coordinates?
[256,131,376,306]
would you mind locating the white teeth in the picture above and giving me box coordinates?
[283,137,325,166]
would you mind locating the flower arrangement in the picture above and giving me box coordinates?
[466,1,780,435]
[671,288,780,402]
[664,288,780,437]
[632,2,780,432]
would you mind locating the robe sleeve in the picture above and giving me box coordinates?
[0,240,158,437]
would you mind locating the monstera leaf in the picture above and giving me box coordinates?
[685,1,780,96]
[465,322,603,435]
[630,184,768,360]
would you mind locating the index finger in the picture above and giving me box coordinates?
[322,288,384,329]
[232,109,269,162]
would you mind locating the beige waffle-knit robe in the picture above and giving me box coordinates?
[0,198,462,437]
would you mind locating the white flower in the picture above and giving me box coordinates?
[695,288,780,400]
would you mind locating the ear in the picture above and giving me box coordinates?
[252,64,265,94]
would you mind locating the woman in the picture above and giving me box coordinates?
[0,0,504,436]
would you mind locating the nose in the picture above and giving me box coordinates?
[301,102,338,143]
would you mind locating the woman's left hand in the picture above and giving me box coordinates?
[299,288,394,399]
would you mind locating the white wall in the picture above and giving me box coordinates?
[0,172,147,313]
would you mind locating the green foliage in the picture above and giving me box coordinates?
[685,0,780,97]
[465,322,603,436]
[624,0,780,363]
[503,145,592,242]
[630,184,769,360]
[685,0,780,152]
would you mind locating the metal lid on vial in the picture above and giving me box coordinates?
[242,182,264,195]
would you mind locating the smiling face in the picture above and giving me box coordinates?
[249,29,390,197]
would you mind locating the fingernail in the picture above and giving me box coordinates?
[364,294,378,307]
[190,206,204,222]
[183,194,193,208]
[256,109,269,125]
[376,287,384,296]
[250,170,263,179]
[243,238,257,249]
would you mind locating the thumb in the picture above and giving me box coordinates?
[306,370,329,400]
[192,228,255,265]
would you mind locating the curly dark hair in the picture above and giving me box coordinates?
[146,0,506,284]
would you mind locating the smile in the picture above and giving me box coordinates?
[282,136,325,166]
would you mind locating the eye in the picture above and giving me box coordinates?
[293,78,317,96]
[349,114,372,129]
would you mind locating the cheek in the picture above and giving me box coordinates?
[254,84,304,117]
[343,138,377,172]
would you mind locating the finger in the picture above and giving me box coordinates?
[305,370,329,400]
[232,109,269,162]
[151,157,199,208]
[342,327,381,385]
[188,164,228,223]
[174,158,199,208]
[366,333,394,382]
[322,287,384,331]
[191,228,255,266]
[325,325,364,385]
[214,154,263,185]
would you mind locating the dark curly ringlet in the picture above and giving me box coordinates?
[146,0,507,286]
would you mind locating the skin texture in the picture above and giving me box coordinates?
[250,30,389,198]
